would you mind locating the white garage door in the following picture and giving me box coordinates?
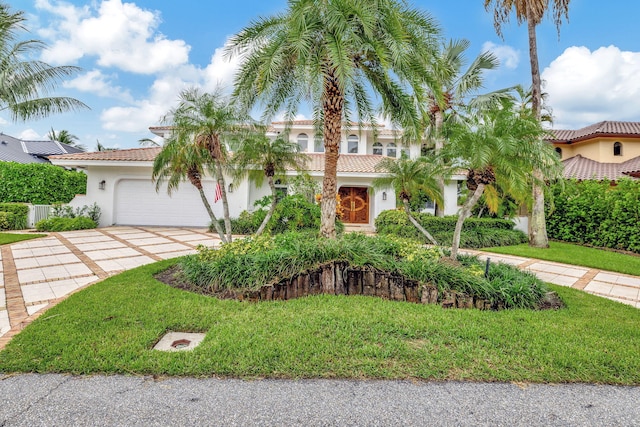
[114,179,216,227]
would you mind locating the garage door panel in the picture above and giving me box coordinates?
[115,179,216,227]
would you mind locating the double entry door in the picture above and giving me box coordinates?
[338,187,369,224]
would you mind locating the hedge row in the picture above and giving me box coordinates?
[0,203,28,230]
[375,209,526,248]
[547,179,640,253]
[0,162,86,204]
[35,217,97,232]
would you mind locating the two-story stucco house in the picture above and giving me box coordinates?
[49,120,465,229]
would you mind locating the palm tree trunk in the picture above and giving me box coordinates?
[451,183,485,260]
[403,199,439,247]
[320,72,343,239]
[434,109,445,217]
[527,6,549,248]
[197,185,227,244]
[214,159,233,243]
[255,176,277,236]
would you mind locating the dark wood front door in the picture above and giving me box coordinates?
[339,187,369,224]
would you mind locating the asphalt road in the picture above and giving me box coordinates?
[0,374,638,426]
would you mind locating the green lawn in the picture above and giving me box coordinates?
[1,259,639,384]
[482,241,640,276]
[0,232,46,245]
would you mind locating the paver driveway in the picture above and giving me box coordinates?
[0,226,222,347]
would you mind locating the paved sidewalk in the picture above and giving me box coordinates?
[463,249,640,309]
[0,228,639,349]
[0,226,221,348]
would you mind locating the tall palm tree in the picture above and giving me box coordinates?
[152,138,228,242]
[231,134,309,236]
[227,0,441,238]
[421,38,507,216]
[162,87,256,243]
[0,3,87,122]
[47,128,86,151]
[445,100,562,259]
[373,155,445,247]
[484,0,571,248]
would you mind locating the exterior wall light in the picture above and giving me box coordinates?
[99,180,106,190]
[382,191,387,201]
[228,183,234,193]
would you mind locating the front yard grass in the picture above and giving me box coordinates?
[483,241,640,276]
[0,232,46,245]
[1,259,639,384]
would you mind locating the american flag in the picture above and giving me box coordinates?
[214,182,222,203]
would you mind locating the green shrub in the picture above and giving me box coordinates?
[0,202,28,230]
[211,194,344,235]
[51,202,101,223]
[375,209,525,247]
[180,232,546,309]
[547,179,640,253]
[35,216,97,232]
[0,162,86,204]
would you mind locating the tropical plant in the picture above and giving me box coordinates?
[227,0,441,238]
[0,3,87,121]
[231,134,309,236]
[373,155,445,247]
[47,128,86,150]
[484,0,571,248]
[152,137,228,242]
[138,137,160,147]
[95,140,116,151]
[445,100,562,259]
[162,87,256,242]
[421,39,509,216]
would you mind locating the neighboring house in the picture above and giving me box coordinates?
[49,121,465,228]
[0,133,84,164]
[550,121,640,180]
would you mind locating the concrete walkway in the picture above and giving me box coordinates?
[0,227,639,349]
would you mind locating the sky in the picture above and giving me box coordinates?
[6,0,640,150]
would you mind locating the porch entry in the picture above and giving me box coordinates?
[338,186,369,224]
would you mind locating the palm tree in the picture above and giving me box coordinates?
[162,87,256,243]
[373,155,445,247]
[152,138,228,242]
[95,140,116,151]
[227,0,441,238]
[138,137,160,147]
[47,128,86,151]
[0,3,88,122]
[231,134,309,236]
[484,0,571,248]
[421,38,507,216]
[445,100,562,259]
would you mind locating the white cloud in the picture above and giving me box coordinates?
[481,42,520,70]
[64,69,133,102]
[202,44,242,92]
[543,45,640,129]
[18,129,42,140]
[37,0,190,74]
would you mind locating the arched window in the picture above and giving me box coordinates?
[297,133,308,152]
[555,147,562,158]
[613,141,622,156]
[372,142,383,155]
[347,134,358,153]
[386,143,397,158]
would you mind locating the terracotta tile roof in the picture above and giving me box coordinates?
[50,147,162,162]
[562,154,640,180]
[50,148,388,174]
[270,120,385,128]
[301,153,386,173]
[549,121,640,143]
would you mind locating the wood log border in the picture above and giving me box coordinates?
[231,261,501,310]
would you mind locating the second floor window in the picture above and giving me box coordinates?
[297,133,308,152]
[372,142,383,155]
[386,143,397,158]
[347,134,359,153]
[614,141,622,156]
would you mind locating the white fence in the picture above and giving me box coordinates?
[28,204,52,228]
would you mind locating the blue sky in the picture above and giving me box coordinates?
[7,0,640,149]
